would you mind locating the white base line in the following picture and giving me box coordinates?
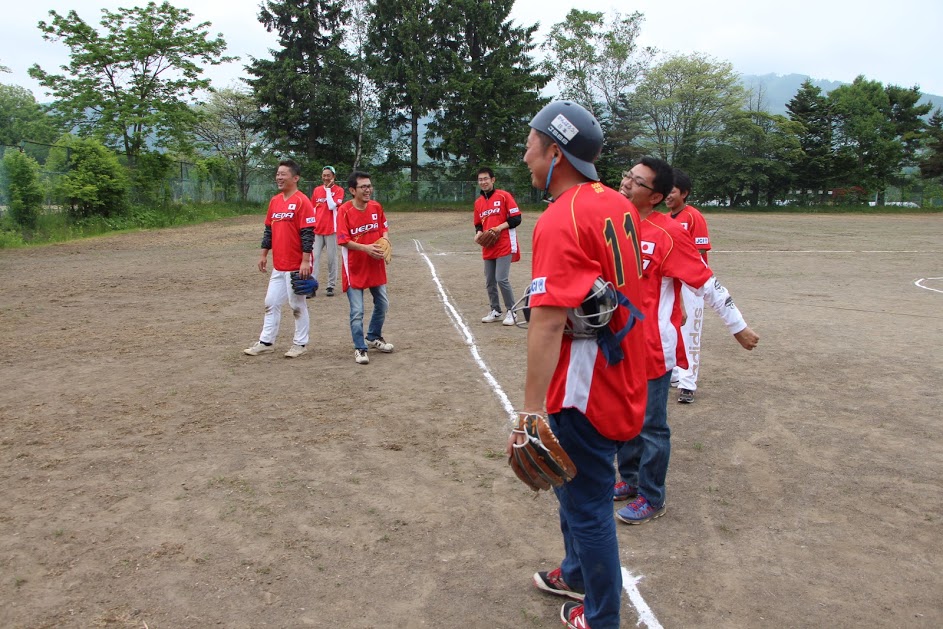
[915,277,943,294]
[622,568,664,629]
[414,239,515,420]
[414,239,662,628]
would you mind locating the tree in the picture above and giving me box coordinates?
[623,53,745,169]
[2,149,44,228]
[920,109,943,181]
[786,79,837,202]
[247,0,357,169]
[47,135,128,218]
[542,9,653,122]
[28,2,232,167]
[192,87,265,202]
[366,0,446,193]
[829,78,931,204]
[424,0,548,169]
[697,101,802,206]
[0,84,60,146]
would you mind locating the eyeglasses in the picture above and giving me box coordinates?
[356,184,373,190]
[477,178,493,183]
[622,171,654,192]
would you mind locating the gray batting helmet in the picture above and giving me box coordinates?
[529,100,603,181]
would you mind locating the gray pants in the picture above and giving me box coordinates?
[312,233,338,289]
[484,254,515,312]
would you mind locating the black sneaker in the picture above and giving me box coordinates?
[533,568,584,601]
[326,287,334,297]
[678,388,694,403]
[561,601,587,629]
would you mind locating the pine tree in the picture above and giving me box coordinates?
[366,0,446,194]
[424,0,548,171]
[247,0,356,169]
[786,79,836,201]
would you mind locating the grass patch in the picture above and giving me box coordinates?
[0,201,261,248]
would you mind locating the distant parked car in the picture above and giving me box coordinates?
[868,201,921,208]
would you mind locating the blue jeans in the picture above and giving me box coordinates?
[616,370,673,508]
[346,284,389,350]
[550,408,622,629]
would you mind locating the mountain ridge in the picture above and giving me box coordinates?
[740,72,943,116]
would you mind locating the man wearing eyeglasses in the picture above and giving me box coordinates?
[336,171,394,365]
[613,157,759,524]
[473,167,522,326]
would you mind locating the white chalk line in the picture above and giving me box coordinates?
[915,277,943,294]
[413,239,515,420]
[622,568,664,629]
[414,238,662,628]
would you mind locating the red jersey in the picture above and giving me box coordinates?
[337,200,388,290]
[265,190,316,272]
[528,182,647,442]
[310,184,345,235]
[670,205,711,263]
[638,212,713,379]
[474,189,521,261]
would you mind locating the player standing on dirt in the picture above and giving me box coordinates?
[473,167,522,326]
[336,171,394,365]
[665,169,712,403]
[614,158,759,524]
[244,159,316,359]
[309,166,346,297]
[510,101,648,629]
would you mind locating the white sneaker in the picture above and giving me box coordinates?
[481,309,502,323]
[502,310,515,326]
[244,341,274,356]
[367,337,394,353]
[284,344,306,358]
[355,349,370,364]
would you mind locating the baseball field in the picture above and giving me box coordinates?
[1,211,941,628]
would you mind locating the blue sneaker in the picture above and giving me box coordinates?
[616,495,666,525]
[613,481,638,502]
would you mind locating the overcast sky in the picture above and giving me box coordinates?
[3,0,941,100]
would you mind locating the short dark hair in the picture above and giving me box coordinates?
[347,170,371,190]
[673,169,692,195]
[278,159,301,177]
[639,156,674,200]
[477,167,495,178]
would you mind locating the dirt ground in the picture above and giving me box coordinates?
[1,211,941,628]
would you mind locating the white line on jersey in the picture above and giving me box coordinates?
[915,277,943,294]
[415,238,664,629]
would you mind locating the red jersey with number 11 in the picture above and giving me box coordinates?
[528,182,647,442]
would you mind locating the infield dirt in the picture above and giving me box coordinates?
[1,212,941,628]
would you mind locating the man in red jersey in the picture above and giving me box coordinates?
[336,171,394,365]
[244,159,316,359]
[309,165,345,297]
[665,169,711,403]
[509,101,648,629]
[473,167,522,326]
[613,158,759,524]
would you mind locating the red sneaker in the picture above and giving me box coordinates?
[561,601,589,628]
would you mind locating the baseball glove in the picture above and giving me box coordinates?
[290,272,319,297]
[478,228,500,248]
[509,413,577,492]
[375,237,392,264]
